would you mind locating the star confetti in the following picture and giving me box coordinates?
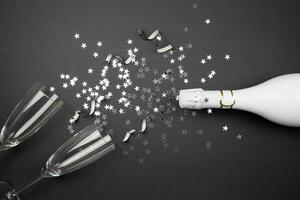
[222,125,229,132]
[225,54,231,60]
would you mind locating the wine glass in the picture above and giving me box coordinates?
[1,124,115,200]
[0,83,63,151]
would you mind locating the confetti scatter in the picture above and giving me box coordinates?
[53,26,243,165]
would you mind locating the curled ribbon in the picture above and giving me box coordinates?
[137,29,173,53]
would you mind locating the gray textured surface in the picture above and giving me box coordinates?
[0,0,299,199]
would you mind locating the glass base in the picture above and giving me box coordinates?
[0,181,20,200]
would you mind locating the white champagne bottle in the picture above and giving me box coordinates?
[177,73,300,127]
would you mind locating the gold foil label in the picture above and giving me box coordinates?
[219,90,235,109]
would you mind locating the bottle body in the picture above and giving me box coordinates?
[178,73,300,127]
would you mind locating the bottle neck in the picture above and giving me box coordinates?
[201,90,236,109]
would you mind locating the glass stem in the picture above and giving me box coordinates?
[12,175,44,196]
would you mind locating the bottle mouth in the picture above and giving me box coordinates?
[177,88,204,109]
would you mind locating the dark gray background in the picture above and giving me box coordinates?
[0,0,299,200]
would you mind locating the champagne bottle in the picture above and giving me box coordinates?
[177,73,300,127]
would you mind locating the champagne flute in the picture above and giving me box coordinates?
[1,124,115,200]
[0,83,63,151]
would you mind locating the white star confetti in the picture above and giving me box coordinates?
[222,125,229,131]
[76,93,81,98]
[62,83,68,89]
[83,103,89,110]
[97,41,103,47]
[135,105,140,112]
[161,73,167,79]
[225,54,231,60]
[65,74,70,79]
[127,39,132,45]
[82,81,87,87]
[207,108,212,114]
[81,43,87,49]
[74,33,80,39]
[93,52,99,58]
[94,111,101,116]
[134,86,140,91]
[205,19,211,24]
[88,68,93,74]
[133,47,139,53]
